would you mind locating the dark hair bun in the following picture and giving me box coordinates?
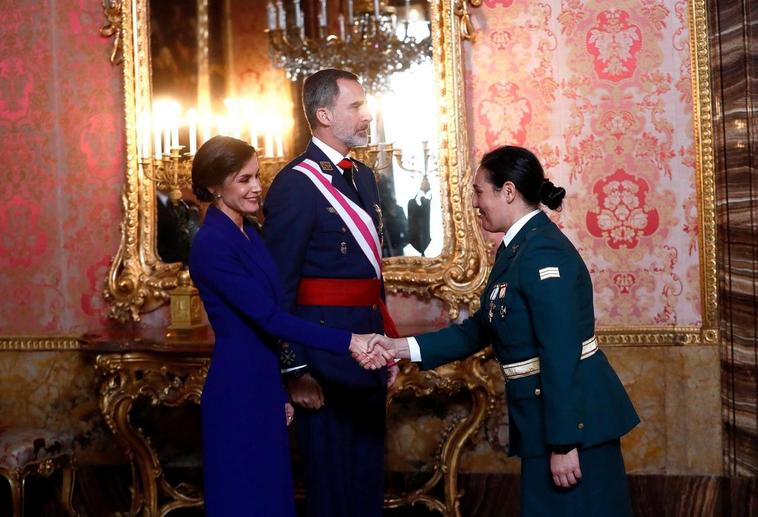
[193,184,214,202]
[538,180,566,210]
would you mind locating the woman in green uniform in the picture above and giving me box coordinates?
[378,145,639,516]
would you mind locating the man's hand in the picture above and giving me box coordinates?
[369,335,411,360]
[550,448,582,488]
[285,402,295,426]
[287,373,325,410]
[350,333,395,369]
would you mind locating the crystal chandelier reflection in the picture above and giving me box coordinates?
[266,0,432,93]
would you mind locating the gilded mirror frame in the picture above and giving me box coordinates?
[101,0,490,322]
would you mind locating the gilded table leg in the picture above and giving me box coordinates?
[0,468,24,517]
[60,462,78,517]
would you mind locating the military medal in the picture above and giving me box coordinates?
[373,203,384,247]
[498,283,508,317]
[488,286,498,322]
[319,161,334,171]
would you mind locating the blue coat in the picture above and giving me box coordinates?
[263,141,387,387]
[263,141,388,517]
[188,205,350,516]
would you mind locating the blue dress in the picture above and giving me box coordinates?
[188,205,351,516]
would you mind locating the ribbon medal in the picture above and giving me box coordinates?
[488,285,498,322]
[498,283,508,317]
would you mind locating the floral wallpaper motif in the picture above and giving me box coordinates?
[466,0,700,327]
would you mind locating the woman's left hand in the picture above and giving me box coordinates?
[285,402,295,426]
[550,448,581,488]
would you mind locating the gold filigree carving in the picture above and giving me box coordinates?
[100,0,124,64]
[96,353,209,516]
[0,336,80,351]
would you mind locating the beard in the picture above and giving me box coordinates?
[334,122,369,148]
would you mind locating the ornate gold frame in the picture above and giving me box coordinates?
[100,0,491,322]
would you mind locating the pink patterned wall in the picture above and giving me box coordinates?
[0,0,123,333]
[465,0,701,327]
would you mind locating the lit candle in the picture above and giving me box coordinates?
[293,0,302,28]
[154,120,162,159]
[374,0,380,18]
[250,120,258,150]
[347,0,353,24]
[140,112,150,160]
[188,108,197,155]
[266,2,276,30]
[171,121,179,149]
[163,124,170,155]
[275,130,284,157]
[338,13,345,39]
[319,0,327,27]
[264,129,274,157]
[276,0,286,29]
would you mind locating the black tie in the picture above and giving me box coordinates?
[496,242,506,259]
[337,158,358,194]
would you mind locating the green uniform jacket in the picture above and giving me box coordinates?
[416,211,639,458]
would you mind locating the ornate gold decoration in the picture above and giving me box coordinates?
[102,0,490,323]
[386,350,499,516]
[0,336,80,351]
[99,0,124,64]
[688,0,719,343]
[167,270,207,337]
[96,353,209,516]
[0,452,77,516]
[453,0,481,41]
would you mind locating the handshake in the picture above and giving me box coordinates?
[348,334,410,369]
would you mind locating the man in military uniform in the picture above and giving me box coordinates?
[263,69,397,517]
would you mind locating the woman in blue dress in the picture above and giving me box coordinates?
[188,136,389,516]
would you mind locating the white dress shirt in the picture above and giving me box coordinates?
[406,209,542,362]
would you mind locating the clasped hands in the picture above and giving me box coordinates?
[349,334,411,369]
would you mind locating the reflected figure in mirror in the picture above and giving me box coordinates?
[378,175,409,257]
[407,175,432,256]
[156,191,200,264]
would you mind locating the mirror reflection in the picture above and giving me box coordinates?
[148,0,443,261]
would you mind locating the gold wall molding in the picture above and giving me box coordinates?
[0,336,81,351]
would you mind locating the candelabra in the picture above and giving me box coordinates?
[393,139,437,180]
[266,0,431,93]
[351,142,394,175]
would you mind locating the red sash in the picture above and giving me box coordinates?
[297,278,399,338]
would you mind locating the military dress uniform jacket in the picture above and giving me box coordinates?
[263,141,387,388]
[416,211,639,458]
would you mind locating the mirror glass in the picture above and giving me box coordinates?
[147,0,443,261]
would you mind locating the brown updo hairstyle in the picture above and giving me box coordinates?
[479,145,565,210]
[191,135,256,202]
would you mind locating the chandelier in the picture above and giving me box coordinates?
[266,0,432,93]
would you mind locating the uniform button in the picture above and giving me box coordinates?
[371,304,378,310]
[534,388,541,396]
[577,422,584,430]
[341,227,347,233]
[319,319,325,325]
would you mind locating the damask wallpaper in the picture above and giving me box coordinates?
[0,0,123,333]
[465,0,701,328]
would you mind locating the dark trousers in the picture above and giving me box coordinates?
[520,439,632,517]
[295,381,386,517]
